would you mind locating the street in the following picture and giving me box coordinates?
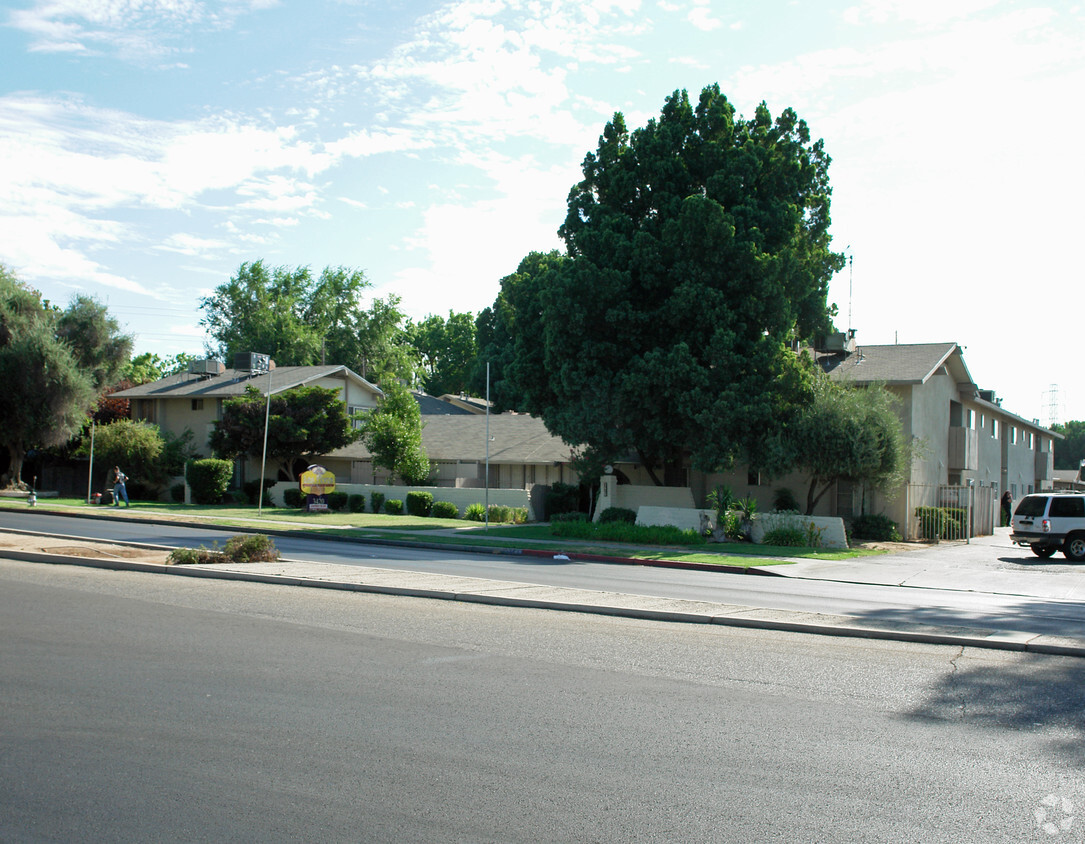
[2,559,1084,842]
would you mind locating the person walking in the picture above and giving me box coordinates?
[112,466,130,507]
[1001,490,1013,527]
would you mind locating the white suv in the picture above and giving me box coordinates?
[1011,493,1085,561]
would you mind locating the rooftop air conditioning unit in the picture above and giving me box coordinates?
[234,352,272,373]
[187,359,225,376]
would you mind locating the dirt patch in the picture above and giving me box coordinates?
[851,540,926,553]
[0,530,171,565]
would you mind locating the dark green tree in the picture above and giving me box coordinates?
[209,385,361,481]
[777,373,910,514]
[409,310,478,396]
[0,266,131,488]
[124,351,196,385]
[496,86,843,484]
[359,381,431,485]
[1052,421,1085,472]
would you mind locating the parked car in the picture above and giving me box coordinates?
[1010,492,1085,561]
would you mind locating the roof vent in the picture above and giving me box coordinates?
[187,359,225,377]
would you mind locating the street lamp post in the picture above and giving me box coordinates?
[255,355,272,516]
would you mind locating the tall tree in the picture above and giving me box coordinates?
[0,266,131,488]
[209,385,361,481]
[199,261,417,383]
[409,310,478,396]
[497,86,843,483]
[359,381,431,485]
[1052,421,1085,472]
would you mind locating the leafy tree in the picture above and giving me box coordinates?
[1052,421,1085,471]
[124,351,196,385]
[471,251,565,412]
[199,260,417,383]
[0,266,131,488]
[359,381,431,485]
[209,384,360,481]
[780,374,910,515]
[409,310,478,396]
[76,419,196,493]
[494,86,843,484]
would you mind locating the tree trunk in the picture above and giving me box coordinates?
[805,477,834,516]
[2,443,26,490]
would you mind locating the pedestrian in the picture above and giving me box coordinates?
[112,466,130,507]
[1001,490,1012,527]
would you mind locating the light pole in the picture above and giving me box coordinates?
[255,355,272,516]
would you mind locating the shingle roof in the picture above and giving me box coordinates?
[112,365,380,398]
[823,342,964,385]
[330,414,574,464]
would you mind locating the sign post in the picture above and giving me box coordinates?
[299,465,336,512]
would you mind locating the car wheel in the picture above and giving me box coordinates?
[1063,534,1085,562]
[1032,545,1057,559]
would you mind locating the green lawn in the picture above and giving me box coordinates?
[1,495,886,568]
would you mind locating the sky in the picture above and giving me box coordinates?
[1,0,1083,425]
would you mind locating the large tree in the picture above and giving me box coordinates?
[0,266,131,488]
[496,86,843,483]
[199,261,418,383]
[209,385,361,481]
[359,381,431,485]
[778,373,910,515]
[1052,421,1085,472]
[408,310,478,397]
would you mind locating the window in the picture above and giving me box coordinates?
[348,405,369,430]
[191,399,204,411]
[992,419,999,438]
[1011,426,1017,445]
[1051,497,1085,518]
[747,470,761,486]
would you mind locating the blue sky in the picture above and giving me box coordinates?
[1,0,1083,423]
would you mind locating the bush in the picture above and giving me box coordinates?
[598,506,637,524]
[283,487,304,508]
[762,526,809,547]
[772,487,800,513]
[432,500,459,519]
[548,481,580,517]
[327,491,349,511]
[552,520,706,546]
[915,506,963,540]
[850,514,902,542]
[370,491,385,514]
[167,533,279,565]
[170,483,185,503]
[464,502,486,522]
[488,504,512,523]
[185,458,233,505]
[551,511,588,523]
[406,491,434,517]
[348,494,367,513]
[242,479,275,506]
[511,506,528,524]
[383,498,403,515]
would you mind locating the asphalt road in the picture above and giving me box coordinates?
[5,509,1085,641]
[3,559,1084,843]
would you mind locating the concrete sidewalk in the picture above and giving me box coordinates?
[3,515,1085,657]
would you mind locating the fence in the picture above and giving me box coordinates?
[903,483,997,542]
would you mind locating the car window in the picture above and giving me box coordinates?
[1014,496,1049,517]
[1050,498,1085,518]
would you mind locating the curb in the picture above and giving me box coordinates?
[3,542,1085,658]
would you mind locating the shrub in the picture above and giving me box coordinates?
[464,502,486,522]
[511,506,528,524]
[383,498,403,515]
[223,534,279,562]
[762,526,809,547]
[599,507,637,524]
[488,504,512,523]
[850,514,902,542]
[432,500,459,519]
[406,491,434,517]
[772,487,800,513]
[370,491,385,514]
[185,458,233,505]
[242,479,275,506]
[327,491,349,511]
[548,481,580,517]
[551,519,706,546]
[348,494,367,514]
[915,506,963,540]
[283,487,304,508]
[551,511,588,523]
[170,483,185,503]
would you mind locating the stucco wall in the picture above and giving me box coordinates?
[269,480,535,519]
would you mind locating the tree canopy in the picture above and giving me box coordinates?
[199,261,418,384]
[0,265,131,488]
[209,384,361,481]
[359,381,431,485]
[489,85,843,483]
[1052,421,1085,472]
[408,310,478,397]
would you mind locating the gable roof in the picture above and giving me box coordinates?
[330,414,575,464]
[822,342,976,388]
[112,365,382,399]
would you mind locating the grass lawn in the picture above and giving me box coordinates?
[1,496,886,568]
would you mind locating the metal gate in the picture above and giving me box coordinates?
[904,483,997,542]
